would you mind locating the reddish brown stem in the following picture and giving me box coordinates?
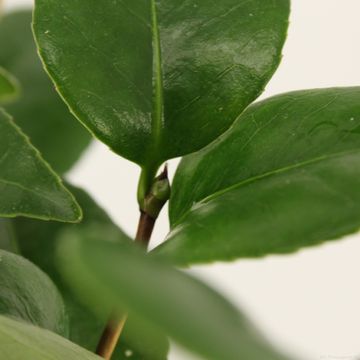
[135,211,156,246]
[96,166,169,359]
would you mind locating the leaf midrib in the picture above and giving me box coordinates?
[0,111,75,219]
[149,0,164,165]
[0,177,64,212]
[174,148,360,226]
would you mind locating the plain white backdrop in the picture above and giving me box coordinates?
[5,1,360,359]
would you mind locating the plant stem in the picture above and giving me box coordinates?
[95,314,128,359]
[135,211,156,246]
[95,213,155,359]
[96,166,170,359]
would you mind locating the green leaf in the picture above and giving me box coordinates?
[0,10,91,174]
[0,315,101,360]
[0,250,68,336]
[158,87,360,265]
[13,185,169,359]
[112,318,169,360]
[0,66,19,103]
[0,219,18,253]
[0,109,81,222]
[57,224,291,360]
[33,0,289,171]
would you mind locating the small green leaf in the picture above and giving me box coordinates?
[0,315,101,360]
[13,185,169,359]
[0,250,68,336]
[158,87,360,265]
[0,10,91,174]
[0,109,81,222]
[0,67,19,103]
[33,0,289,171]
[57,224,290,360]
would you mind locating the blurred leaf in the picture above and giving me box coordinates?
[0,10,91,174]
[0,315,101,360]
[0,109,81,222]
[33,0,289,172]
[0,219,18,253]
[57,224,291,360]
[0,66,19,103]
[157,88,360,265]
[0,249,68,336]
[13,185,169,359]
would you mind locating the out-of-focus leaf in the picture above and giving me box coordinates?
[0,315,102,360]
[0,10,91,174]
[0,66,19,103]
[57,224,291,360]
[0,249,68,336]
[13,185,169,359]
[0,219,18,253]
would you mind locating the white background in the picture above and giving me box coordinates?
[5,1,360,359]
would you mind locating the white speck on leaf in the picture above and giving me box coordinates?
[125,349,133,357]
[350,117,355,121]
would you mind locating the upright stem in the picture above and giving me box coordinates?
[95,166,170,359]
[95,314,128,359]
[135,211,156,246]
[95,212,156,359]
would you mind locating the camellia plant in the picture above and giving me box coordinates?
[0,1,359,359]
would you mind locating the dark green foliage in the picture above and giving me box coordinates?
[0,109,81,222]
[0,11,91,174]
[0,2,357,360]
[33,0,289,172]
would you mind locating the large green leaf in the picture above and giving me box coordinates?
[13,185,169,360]
[0,315,101,360]
[0,66,19,103]
[157,88,360,265]
[0,10,91,174]
[0,250,68,336]
[0,109,81,222]
[33,0,289,173]
[57,224,291,360]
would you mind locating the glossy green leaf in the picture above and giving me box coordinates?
[0,109,81,222]
[0,66,19,103]
[57,224,291,360]
[0,315,101,360]
[0,10,91,174]
[158,88,360,265]
[0,250,68,336]
[33,0,289,172]
[13,185,169,359]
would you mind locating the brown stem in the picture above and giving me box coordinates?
[95,166,169,359]
[135,211,156,246]
[95,211,156,359]
[95,314,128,359]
